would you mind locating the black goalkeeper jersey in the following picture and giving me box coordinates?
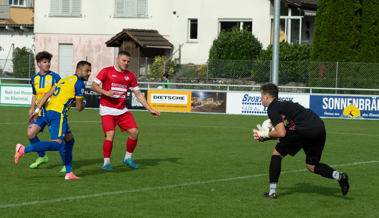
[267,98,323,134]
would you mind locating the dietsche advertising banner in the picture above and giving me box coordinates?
[226,92,310,115]
[0,85,33,106]
[148,90,192,112]
[310,94,379,119]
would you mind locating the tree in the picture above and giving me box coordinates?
[312,0,361,62]
[251,42,312,84]
[12,47,35,78]
[208,28,262,78]
[358,1,379,63]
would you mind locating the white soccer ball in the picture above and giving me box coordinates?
[262,119,274,131]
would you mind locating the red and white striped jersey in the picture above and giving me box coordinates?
[94,66,139,115]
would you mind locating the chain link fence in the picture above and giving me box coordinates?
[1,55,378,94]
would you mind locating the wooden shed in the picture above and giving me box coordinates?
[106,29,173,76]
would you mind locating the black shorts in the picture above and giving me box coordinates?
[275,127,326,165]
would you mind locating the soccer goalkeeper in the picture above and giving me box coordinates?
[254,83,349,199]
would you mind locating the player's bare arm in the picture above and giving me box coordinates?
[91,82,115,97]
[268,122,286,138]
[75,97,86,112]
[29,96,37,116]
[28,85,56,123]
[133,89,160,117]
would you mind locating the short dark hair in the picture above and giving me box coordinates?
[118,50,131,57]
[163,73,169,78]
[76,60,91,70]
[260,83,278,99]
[35,51,52,62]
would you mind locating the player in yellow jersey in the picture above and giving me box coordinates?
[15,61,91,180]
[28,51,64,170]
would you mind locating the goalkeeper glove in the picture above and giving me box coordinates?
[253,127,270,142]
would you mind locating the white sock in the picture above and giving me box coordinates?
[104,158,110,166]
[332,171,340,180]
[269,183,277,195]
[125,152,132,159]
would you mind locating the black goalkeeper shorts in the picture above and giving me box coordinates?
[275,127,326,165]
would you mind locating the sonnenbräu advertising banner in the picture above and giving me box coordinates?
[310,95,379,119]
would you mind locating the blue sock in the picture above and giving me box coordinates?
[29,136,45,157]
[64,139,75,173]
[59,141,66,165]
[25,141,61,153]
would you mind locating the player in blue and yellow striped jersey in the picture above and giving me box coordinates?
[28,51,62,169]
[15,61,91,180]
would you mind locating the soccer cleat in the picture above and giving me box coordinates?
[59,166,66,173]
[263,192,277,199]
[102,164,113,170]
[14,144,25,165]
[338,172,349,196]
[29,156,49,169]
[65,172,80,180]
[123,158,139,169]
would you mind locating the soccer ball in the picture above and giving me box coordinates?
[262,119,274,131]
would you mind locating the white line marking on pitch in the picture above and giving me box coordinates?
[1,160,378,209]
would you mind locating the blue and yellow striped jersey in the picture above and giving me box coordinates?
[46,74,85,116]
[31,71,61,116]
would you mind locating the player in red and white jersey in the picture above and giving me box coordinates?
[91,50,160,170]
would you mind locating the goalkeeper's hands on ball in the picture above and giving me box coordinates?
[253,119,274,142]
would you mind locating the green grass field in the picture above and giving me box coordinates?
[0,106,378,217]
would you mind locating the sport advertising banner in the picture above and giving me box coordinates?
[0,85,33,106]
[226,92,310,115]
[148,90,192,112]
[310,94,379,119]
[84,87,100,108]
[126,89,148,110]
[191,91,226,113]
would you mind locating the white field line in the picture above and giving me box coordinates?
[0,160,378,209]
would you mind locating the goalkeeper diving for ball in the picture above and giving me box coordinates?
[253,83,349,199]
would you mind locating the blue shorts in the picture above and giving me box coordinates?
[30,116,48,132]
[46,111,72,140]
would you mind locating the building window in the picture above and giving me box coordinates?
[49,0,81,17]
[271,17,302,44]
[188,19,198,40]
[59,44,73,78]
[115,0,148,18]
[9,0,23,7]
[219,19,252,33]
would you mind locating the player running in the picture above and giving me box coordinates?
[254,83,349,198]
[91,50,160,170]
[15,61,91,180]
[28,51,64,171]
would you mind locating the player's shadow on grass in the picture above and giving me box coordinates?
[279,182,353,199]
[46,157,104,170]
[75,157,182,177]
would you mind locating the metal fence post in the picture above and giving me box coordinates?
[335,61,339,93]
[145,57,148,76]
[206,62,209,83]
[28,54,31,78]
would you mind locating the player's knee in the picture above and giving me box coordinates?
[27,128,37,139]
[64,133,74,142]
[105,131,115,141]
[129,128,139,138]
[306,164,315,173]
[272,149,283,157]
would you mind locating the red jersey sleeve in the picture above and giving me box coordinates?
[95,68,108,85]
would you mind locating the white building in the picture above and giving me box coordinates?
[34,0,316,81]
